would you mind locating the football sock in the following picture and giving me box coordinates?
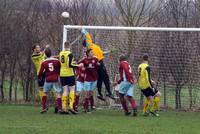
[69,91,75,110]
[89,96,94,109]
[143,99,150,113]
[73,95,80,110]
[152,97,160,112]
[42,96,47,110]
[127,97,137,109]
[57,97,62,110]
[84,97,89,110]
[120,97,128,113]
[39,89,45,100]
[62,96,68,111]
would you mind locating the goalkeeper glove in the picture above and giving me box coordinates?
[81,29,87,34]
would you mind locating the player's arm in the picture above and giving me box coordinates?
[68,53,79,68]
[81,29,93,47]
[145,66,153,87]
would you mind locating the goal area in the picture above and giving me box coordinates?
[63,25,200,110]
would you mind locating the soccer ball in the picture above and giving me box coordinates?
[61,12,70,18]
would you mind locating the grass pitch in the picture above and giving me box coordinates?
[0,105,199,134]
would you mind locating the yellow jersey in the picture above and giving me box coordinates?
[85,32,104,61]
[31,52,45,72]
[138,63,152,90]
[59,50,76,77]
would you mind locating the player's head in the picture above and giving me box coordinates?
[119,54,127,61]
[82,39,88,47]
[86,49,93,57]
[143,54,149,61]
[64,41,70,49]
[45,48,52,58]
[32,43,41,53]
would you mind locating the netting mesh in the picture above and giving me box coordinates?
[65,27,200,109]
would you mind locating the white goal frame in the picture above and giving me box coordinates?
[62,25,200,50]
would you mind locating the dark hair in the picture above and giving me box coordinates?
[45,48,52,58]
[32,43,40,51]
[64,41,70,48]
[119,54,127,61]
[82,39,87,47]
[143,54,149,61]
[86,49,92,57]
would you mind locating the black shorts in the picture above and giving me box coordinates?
[38,73,45,88]
[141,87,158,97]
[60,76,75,87]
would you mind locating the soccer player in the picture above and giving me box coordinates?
[138,54,161,116]
[81,29,114,101]
[59,41,80,114]
[115,54,137,116]
[80,49,99,113]
[31,43,47,111]
[37,48,62,114]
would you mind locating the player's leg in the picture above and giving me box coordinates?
[41,82,52,113]
[126,83,137,116]
[83,82,91,113]
[60,77,69,114]
[89,81,97,110]
[74,81,83,112]
[152,90,161,113]
[100,61,115,100]
[38,74,47,110]
[143,98,150,115]
[61,85,69,114]
[118,81,130,116]
[53,82,63,113]
[97,69,104,100]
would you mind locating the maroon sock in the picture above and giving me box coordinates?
[57,98,62,110]
[90,96,94,108]
[84,98,89,110]
[42,96,47,110]
[128,97,137,109]
[120,98,128,113]
[74,95,80,110]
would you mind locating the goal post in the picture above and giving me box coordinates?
[63,25,200,109]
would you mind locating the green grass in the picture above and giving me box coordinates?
[0,105,200,134]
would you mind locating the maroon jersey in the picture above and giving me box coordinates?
[75,66,85,83]
[80,57,99,82]
[118,60,134,84]
[38,58,61,82]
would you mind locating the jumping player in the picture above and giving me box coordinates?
[115,54,137,116]
[81,29,114,101]
[37,48,62,114]
[138,54,161,116]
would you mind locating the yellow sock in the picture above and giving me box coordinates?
[143,99,150,113]
[69,91,75,110]
[152,97,160,112]
[62,96,68,111]
[39,89,46,100]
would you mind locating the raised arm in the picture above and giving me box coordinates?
[81,29,93,46]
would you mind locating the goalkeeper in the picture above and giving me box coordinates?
[81,29,115,101]
[138,54,161,116]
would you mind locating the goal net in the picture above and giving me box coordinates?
[63,25,200,110]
